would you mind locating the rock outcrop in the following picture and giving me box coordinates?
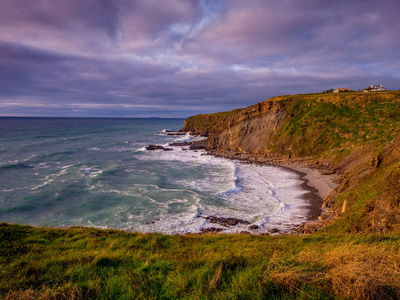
[146,145,173,151]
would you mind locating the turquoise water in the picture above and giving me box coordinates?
[0,117,309,233]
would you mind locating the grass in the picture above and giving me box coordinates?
[1,223,400,299]
[269,92,400,158]
[182,111,231,136]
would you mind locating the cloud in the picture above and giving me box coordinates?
[0,0,399,117]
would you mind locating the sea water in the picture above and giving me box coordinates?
[0,117,310,234]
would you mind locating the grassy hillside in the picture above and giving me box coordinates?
[182,111,231,136]
[1,223,400,300]
[268,92,400,159]
[183,91,400,234]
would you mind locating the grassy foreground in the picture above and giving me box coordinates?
[1,223,400,299]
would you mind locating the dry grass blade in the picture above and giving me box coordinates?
[325,243,400,300]
[209,263,223,291]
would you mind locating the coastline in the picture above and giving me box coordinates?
[206,149,339,234]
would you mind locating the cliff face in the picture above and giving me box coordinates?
[182,91,400,233]
[183,100,289,157]
[208,101,286,155]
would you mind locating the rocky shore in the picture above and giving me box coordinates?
[150,131,339,235]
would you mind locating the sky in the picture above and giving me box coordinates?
[1,0,399,118]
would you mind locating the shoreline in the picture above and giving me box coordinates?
[206,150,339,234]
[162,133,339,235]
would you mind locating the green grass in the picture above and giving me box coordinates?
[1,223,400,299]
[182,111,231,136]
[269,92,400,158]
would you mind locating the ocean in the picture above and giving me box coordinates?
[0,117,310,234]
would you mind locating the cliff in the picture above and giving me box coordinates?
[182,91,400,233]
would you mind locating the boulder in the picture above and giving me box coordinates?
[169,142,192,146]
[204,216,250,227]
[189,139,208,150]
[146,145,173,151]
[200,227,224,233]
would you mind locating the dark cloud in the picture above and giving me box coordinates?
[0,0,399,117]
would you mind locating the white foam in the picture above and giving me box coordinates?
[31,165,74,190]
[207,164,309,233]
[132,145,310,234]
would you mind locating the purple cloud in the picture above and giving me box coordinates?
[0,0,399,117]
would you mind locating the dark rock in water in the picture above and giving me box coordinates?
[204,216,250,227]
[260,233,271,236]
[146,144,173,151]
[269,228,280,234]
[169,141,192,146]
[239,231,251,235]
[146,144,164,150]
[189,139,208,150]
[166,132,187,136]
[144,218,160,225]
[249,225,259,230]
[227,219,238,226]
[200,227,224,233]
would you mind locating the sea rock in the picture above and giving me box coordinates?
[249,225,259,230]
[269,228,280,234]
[146,145,173,151]
[259,233,271,236]
[200,227,224,233]
[189,139,208,150]
[166,132,187,136]
[146,144,163,150]
[204,216,250,227]
[239,231,251,235]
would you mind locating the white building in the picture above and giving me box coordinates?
[364,84,387,92]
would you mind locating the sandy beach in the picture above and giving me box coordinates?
[288,166,338,200]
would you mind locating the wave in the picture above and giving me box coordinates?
[0,162,34,170]
[218,164,243,197]
[0,205,35,215]
[33,134,63,139]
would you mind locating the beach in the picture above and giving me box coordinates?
[205,149,339,234]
